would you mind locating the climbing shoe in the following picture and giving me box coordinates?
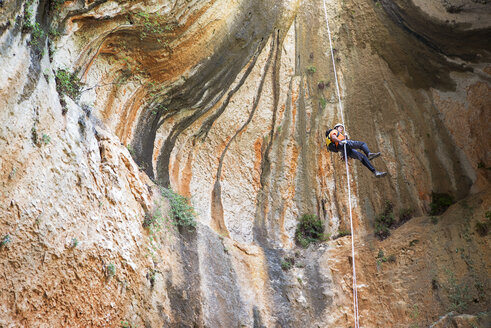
[374,170,387,178]
[368,152,381,160]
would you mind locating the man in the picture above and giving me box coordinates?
[328,123,387,177]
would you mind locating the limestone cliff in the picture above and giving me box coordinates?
[0,0,490,327]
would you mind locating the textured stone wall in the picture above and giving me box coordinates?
[0,0,490,327]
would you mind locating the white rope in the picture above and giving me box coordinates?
[321,1,360,327]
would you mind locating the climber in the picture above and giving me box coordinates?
[326,123,387,177]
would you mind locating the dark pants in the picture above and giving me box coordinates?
[340,140,375,172]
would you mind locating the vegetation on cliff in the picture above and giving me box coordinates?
[295,214,326,248]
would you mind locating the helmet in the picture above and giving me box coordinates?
[333,123,344,129]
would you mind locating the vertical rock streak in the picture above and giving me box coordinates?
[1,0,490,327]
[211,34,276,237]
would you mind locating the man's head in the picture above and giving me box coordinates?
[333,123,344,132]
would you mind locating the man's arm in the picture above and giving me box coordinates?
[331,133,347,146]
[331,133,342,143]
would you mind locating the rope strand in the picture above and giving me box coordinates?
[322,1,360,327]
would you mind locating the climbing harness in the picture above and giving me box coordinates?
[322,0,360,327]
[325,129,339,152]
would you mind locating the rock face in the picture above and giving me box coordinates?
[0,0,490,327]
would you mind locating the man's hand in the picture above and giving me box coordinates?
[339,140,347,145]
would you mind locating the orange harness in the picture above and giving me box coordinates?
[329,129,345,149]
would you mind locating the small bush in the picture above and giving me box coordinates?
[31,127,39,145]
[50,0,68,11]
[42,134,50,145]
[338,230,351,237]
[475,221,489,237]
[281,257,295,271]
[306,66,316,74]
[429,192,454,215]
[374,201,395,240]
[105,263,116,278]
[29,23,45,47]
[445,270,471,313]
[333,229,351,240]
[55,69,81,100]
[126,144,135,157]
[49,27,60,38]
[120,321,133,328]
[431,216,438,225]
[69,237,78,248]
[146,269,158,288]
[22,1,35,32]
[319,97,327,109]
[142,212,156,228]
[432,278,439,290]
[376,249,395,264]
[161,187,197,228]
[1,234,11,247]
[398,208,413,224]
[134,11,176,41]
[295,214,325,248]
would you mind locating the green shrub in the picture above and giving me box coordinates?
[376,249,395,264]
[445,270,470,313]
[134,11,176,40]
[55,69,81,100]
[42,134,50,145]
[429,192,453,215]
[431,216,438,225]
[160,187,197,228]
[295,214,325,248]
[319,97,327,109]
[146,269,158,288]
[142,212,156,229]
[281,257,295,271]
[50,0,68,11]
[69,237,78,248]
[29,23,45,47]
[120,321,134,328]
[475,221,489,237]
[1,234,11,247]
[398,208,413,224]
[31,127,39,145]
[333,229,350,240]
[374,201,395,240]
[126,144,135,157]
[306,66,316,74]
[432,278,439,290]
[22,0,35,32]
[105,263,116,278]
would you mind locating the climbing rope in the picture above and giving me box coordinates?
[321,0,360,327]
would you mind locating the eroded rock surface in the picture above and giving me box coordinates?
[1,0,490,327]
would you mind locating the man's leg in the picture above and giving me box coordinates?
[346,140,370,155]
[347,149,387,177]
[346,140,380,160]
[347,149,376,172]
